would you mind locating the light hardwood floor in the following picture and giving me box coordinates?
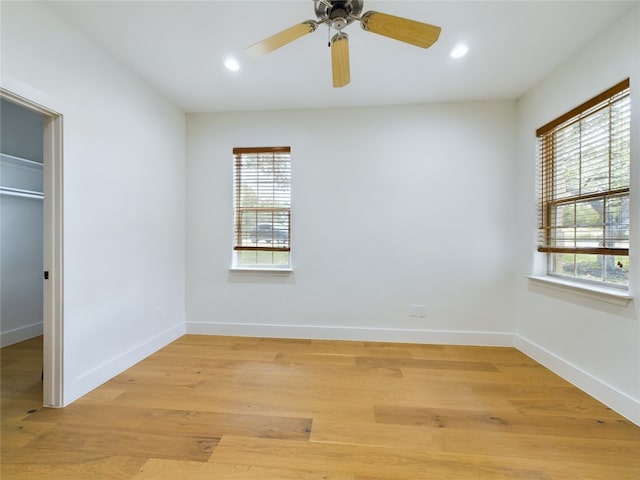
[2,335,639,479]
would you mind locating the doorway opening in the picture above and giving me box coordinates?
[0,88,64,407]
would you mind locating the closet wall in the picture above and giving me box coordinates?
[0,99,45,347]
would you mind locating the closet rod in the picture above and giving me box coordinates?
[0,187,44,200]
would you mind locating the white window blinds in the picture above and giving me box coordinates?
[536,79,630,286]
[233,147,291,254]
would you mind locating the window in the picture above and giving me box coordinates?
[537,79,630,288]
[233,146,291,268]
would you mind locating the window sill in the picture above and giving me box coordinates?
[229,267,293,274]
[527,275,633,306]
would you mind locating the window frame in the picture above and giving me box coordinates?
[536,78,631,289]
[232,146,292,270]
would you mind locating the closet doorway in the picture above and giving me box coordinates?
[0,88,63,407]
[1,99,45,345]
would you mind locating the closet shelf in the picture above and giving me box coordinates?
[1,152,44,193]
[0,152,44,167]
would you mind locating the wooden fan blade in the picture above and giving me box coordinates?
[361,11,441,48]
[331,33,350,88]
[246,21,317,58]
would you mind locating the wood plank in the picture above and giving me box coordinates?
[440,428,640,467]
[274,352,358,367]
[310,420,443,450]
[469,381,594,404]
[402,363,570,386]
[153,343,277,362]
[509,398,626,419]
[110,383,376,423]
[134,459,356,480]
[0,451,146,480]
[25,403,312,441]
[209,435,573,480]
[1,419,57,449]
[26,425,218,462]
[374,405,640,440]
[407,345,532,363]
[112,362,247,386]
[356,356,498,372]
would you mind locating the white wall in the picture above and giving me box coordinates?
[1,2,186,404]
[186,102,517,345]
[515,6,640,424]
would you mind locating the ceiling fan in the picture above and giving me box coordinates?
[246,0,441,88]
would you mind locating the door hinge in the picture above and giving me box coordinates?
[44,271,49,280]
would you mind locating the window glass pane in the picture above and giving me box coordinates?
[575,254,603,282]
[554,227,575,248]
[551,253,575,277]
[611,97,631,188]
[605,195,629,248]
[238,250,258,265]
[605,255,628,285]
[272,251,290,266]
[580,110,609,195]
[575,200,601,227]
[554,127,580,199]
[555,203,575,227]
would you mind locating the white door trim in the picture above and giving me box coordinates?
[1,86,64,407]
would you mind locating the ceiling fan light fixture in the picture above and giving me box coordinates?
[331,16,348,30]
[329,4,350,30]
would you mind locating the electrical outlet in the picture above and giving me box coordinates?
[408,304,418,317]
[417,304,426,318]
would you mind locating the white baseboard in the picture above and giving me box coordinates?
[0,322,43,348]
[185,321,514,347]
[514,335,640,426]
[65,323,186,406]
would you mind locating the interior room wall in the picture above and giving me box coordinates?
[514,6,640,424]
[1,1,187,404]
[186,101,518,345]
[0,99,45,346]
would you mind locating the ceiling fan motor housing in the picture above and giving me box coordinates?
[315,0,364,30]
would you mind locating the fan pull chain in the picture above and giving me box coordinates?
[327,24,331,47]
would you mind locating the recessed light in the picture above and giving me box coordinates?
[450,44,468,59]
[224,57,240,71]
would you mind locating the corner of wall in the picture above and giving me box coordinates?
[515,334,640,426]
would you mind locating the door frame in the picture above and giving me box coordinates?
[1,86,64,407]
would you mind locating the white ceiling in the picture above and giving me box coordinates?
[47,0,636,113]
